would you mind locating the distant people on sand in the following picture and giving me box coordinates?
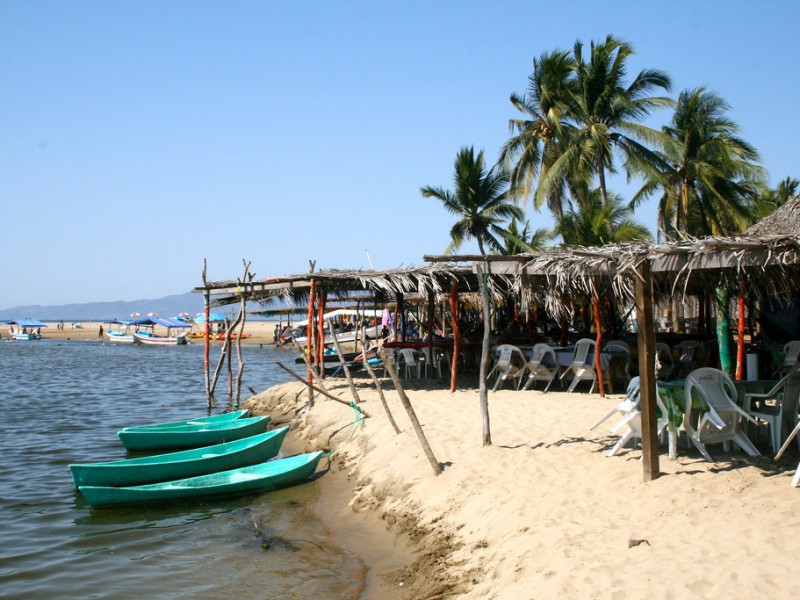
[98,325,104,339]
[381,304,394,339]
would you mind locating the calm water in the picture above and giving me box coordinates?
[0,340,366,599]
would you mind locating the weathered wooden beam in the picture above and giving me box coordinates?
[635,260,660,482]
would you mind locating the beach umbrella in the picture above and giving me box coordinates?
[147,312,159,317]
[179,312,190,318]
[130,312,141,317]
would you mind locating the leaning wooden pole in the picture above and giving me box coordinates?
[448,282,460,393]
[380,349,442,475]
[327,318,361,404]
[361,328,401,435]
[233,260,252,408]
[274,360,369,418]
[635,259,660,482]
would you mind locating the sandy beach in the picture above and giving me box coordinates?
[244,373,800,599]
[13,321,281,345]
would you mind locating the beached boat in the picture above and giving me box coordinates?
[122,409,249,431]
[106,320,135,343]
[79,451,324,508]
[70,427,289,489]
[117,416,270,451]
[290,309,383,347]
[129,316,190,346]
[5,319,47,341]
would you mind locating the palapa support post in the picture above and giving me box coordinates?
[306,277,316,403]
[226,317,233,396]
[476,262,492,446]
[380,349,442,475]
[736,279,746,381]
[427,289,435,379]
[448,282,460,393]
[592,291,606,397]
[317,291,327,378]
[397,292,406,342]
[635,259,660,482]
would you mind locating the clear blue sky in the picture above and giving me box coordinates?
[2,1,798,308]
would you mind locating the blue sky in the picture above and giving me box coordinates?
[2,1,798,308]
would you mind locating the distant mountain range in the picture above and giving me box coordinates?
[0,291,274,322]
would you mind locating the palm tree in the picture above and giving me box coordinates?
[501,50,575,220]
[495,218,552,254]
[556,188,652,247]
[632,87,765,238]
[538,35,672,210]
[421,146,523,255]
[752,176,799,221]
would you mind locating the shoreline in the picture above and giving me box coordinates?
[244,376,800,599]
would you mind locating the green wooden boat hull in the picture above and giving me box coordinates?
[79,451,324,508]
[70,427,288,488]
[122,409,249,431]
[117,416,270,451]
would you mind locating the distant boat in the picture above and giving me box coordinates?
[117,416,270,451]
[127,316,191,346]
[289,308,383,347]
[78,451,324,508]
[106,320,135,343]
[70,427,288,489]
[4,319,47,341]
[122,409,249,431]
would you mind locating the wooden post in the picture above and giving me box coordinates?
[306,278,316,400]
[317,291,327,378]
[226,317,233,396]
[380,349,442,475]
[361,328,401,434]
[427,289,435,379]
[328,318,361,403]
[448,282,460,393]
[477,263,492,446]
[635,259,660,482]
[592,293,606,397]
[736,279,746,381]
[202,259,211,406]
[398,293,406,342]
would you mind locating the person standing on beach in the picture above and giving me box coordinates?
[381,303,394,340]
[98,325,103,339]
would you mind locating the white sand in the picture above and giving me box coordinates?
[245,376,800,599]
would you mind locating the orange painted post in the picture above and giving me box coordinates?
[448,282,460,393]
[593,295,605,397]
[736,280,746,381]
[317,291,327,378]
[306,279,316,386]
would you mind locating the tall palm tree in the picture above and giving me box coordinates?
[751,176,799,221]
[631,87,765,237]
[421,146,523,255]
[538,35,672,209]
[500,50,575,220]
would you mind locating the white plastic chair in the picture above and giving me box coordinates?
[604,377,672,458]
[489,344,526,391]
[419,347,449,378]
[397,348,423,379]
[773,341,800,377]
[591,376,640,431]
[683,367,760,462]
[655,342,675,380]
[560,339,598,393]
[521,343,560,391]
[743,366,800,455]
[604,342,632,386]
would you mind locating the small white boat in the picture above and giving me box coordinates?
[106,320,135,343]
[128,316,190,346]
[5,319,47,341]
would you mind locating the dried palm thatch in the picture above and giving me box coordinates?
[746,195,800,236]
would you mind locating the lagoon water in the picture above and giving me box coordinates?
[0,340,366,599]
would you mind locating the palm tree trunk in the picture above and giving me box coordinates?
[715,288,733,374]
[598,161,609,207]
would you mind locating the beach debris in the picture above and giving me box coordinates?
[628,538,651,548]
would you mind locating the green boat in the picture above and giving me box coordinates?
[70,427,289,489]
[117,416,270,451]
[122,409,249,431]
[79,451,324,508]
